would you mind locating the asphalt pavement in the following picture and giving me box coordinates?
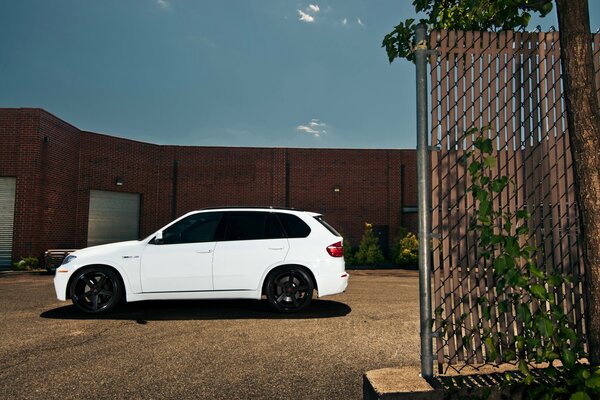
[0,269,420,399]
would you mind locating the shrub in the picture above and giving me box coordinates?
[393,231,418,267]
[12,256,39,271]
[343,241,357,266]
[354,223,385,265]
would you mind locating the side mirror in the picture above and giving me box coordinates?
[153,231,164,244]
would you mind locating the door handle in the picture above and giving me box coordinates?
[196,249,213,254]
[268,247,284,250]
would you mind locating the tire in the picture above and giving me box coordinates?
[69,266,123,314]
[265,267,314,313]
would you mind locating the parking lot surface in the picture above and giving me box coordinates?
[0,269,419,399]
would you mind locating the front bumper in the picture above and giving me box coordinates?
[53,268,72,301]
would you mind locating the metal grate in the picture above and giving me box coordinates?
[429,29,591,373]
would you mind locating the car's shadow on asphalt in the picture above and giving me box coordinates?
[40,299,351,322]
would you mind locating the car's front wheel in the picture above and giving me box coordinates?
[266,267,314,312]
[69,266,123,314]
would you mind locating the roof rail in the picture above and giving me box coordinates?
[196,206,305,212]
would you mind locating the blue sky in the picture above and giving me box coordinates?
[1,1,599,149]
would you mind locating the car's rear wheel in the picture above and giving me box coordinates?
[266,267,314,312]
[69,266,122,314]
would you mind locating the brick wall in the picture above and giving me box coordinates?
[0,108,417,263]
[0,109,43,258]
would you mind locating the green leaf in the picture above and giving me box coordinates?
[476,189,488,204]
[468,161,481,176]
[586,375,600,389]
[518,359,530,376]
[560,326,578,343]
[516,209,531,220]
[548,274,563,287]
[490,234,503,245]
[503,349,516,362]
[536,316,554,337]
[544,351,559,361]
[516,225,529,235]
[562,348,576,369]
[530,284,548,300]
[581,369,591,380]
[482,306,491,320]
[529,265,545,279]
[517,304,531,323]
[491,176,508,193]
[479,138,493,154]
[484,155,496,168]
[494,255,511,274]
[498,300,510,313]
[505,237,521,257]
[485,337,497,361]
[570,392,591,400]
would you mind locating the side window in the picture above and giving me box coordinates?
[162,212,222,244]
[223,212,285,241]
[266,213,286,239]
[276,213,311,238]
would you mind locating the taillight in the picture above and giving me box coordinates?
[326,241,344,257]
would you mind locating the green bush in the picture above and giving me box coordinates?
[393,231,418,267]
[12,256,39,271]
[354,223,385,265]
[343,242,357,266]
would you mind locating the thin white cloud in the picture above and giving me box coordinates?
[357,18,364,26]
[297,119,327,138]
[157,0,171,10]
[308,4,320,13]
[298,9,315,23]
[342,18,348,25]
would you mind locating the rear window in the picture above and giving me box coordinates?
[314,216,341,237]
[276,213,311,238]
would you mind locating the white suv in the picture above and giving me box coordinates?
[54,207,348,313]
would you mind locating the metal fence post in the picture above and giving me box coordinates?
[415,23,433,379]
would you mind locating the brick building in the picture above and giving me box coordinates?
[0,108,417,267]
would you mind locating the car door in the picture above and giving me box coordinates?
[140,212,223,293]
[212,211,289,291]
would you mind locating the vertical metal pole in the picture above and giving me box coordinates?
[415,23,433,378]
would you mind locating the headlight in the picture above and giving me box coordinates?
[62,255,77,265]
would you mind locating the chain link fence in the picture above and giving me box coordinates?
[428,29,597,374]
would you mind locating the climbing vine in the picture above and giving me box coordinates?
[440,127,600,399]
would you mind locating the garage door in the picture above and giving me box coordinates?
[0,177,16,268]
[87,190,141,247]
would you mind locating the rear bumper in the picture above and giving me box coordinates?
[317,271,349,297]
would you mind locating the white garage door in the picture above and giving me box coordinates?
[87,190,141,247]
[0,177,16,267]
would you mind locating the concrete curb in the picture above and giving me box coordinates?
[363,366,531,400]
[0,269,50,275]
[363,367,438,400]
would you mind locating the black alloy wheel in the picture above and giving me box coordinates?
[266,267,314,312]
[69,267,122,314]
